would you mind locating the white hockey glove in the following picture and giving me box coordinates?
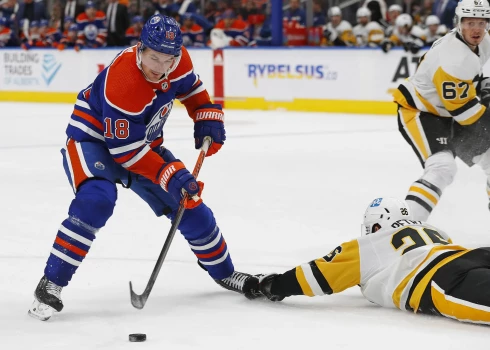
[480,77,490,107]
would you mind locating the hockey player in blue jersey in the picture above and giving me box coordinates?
[28,14,260,321]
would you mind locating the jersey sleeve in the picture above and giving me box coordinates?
[278,239,361,297]
[173,47,214,117]
[432,64,486,125]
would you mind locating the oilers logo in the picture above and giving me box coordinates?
[146,101,173,142]
[150,16,161,24]
[84,24,98,41]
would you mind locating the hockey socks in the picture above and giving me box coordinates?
[44,216,97,287]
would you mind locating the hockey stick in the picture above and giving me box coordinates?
[129,136,212,309]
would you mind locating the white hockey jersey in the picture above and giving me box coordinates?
[353,21,385,47]
[424,24,448,46]
[394,29,490,125]
[389,24,426,45]
[323,20,356,45]
[293,220,471,313]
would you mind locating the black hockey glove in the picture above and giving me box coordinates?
[380,39,393,53]
[480,78,490,107]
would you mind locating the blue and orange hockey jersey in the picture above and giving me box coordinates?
[66,46,213,184]
[76,11,107,47]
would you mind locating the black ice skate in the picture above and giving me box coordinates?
[28,276,64,321]
[198,261,261,299]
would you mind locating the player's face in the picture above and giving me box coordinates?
[428,24,438,35]
[86,8,96,19]
[140,47,176,82]
[461,18,489,47]
[389,10,400,23]
[184,18,193,28]
[358,16,369,25]
[223,18,233,28]
[331,15,341,26]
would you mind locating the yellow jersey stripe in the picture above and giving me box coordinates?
[409,249,470,312]
[431,282,490,324]
[399,108,430,160]
[408,186,438,205]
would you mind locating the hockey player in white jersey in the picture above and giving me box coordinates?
[381,13,426,53]
[322,6,356,46]
[352,7,385,47]
[394,0,490,220]
[385,4,402,37]
[255,198,490,325]
[424,15,448,46]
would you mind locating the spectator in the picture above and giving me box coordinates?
[17,0,47,23]
[415,0,435,26]
[424,14,447,46]
[170,0,197,15]
[0,16,13,46]
[322,6,356,46]
[210,8,250,48]
[353,7,385,47]
[63,0,84,28]
[180,12,205,47]
[385,4,402,36]
[1,0,18,23]
[283,0,305,26]
[205,0,219,25]
[58,23,79,49]
[125,14,143,46]
[380,13,426,53]
[105,0,130,46]
[313,0,326,27]
[41,18,62,47]
[76,0,107,48]
[432,0,457,28]
[152,0,171,17]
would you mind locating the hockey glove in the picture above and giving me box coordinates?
[159,160,204,209]
[380,39,393,53]
[480,77,490,107]
[193,105,225,157]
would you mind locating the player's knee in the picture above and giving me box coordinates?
[68,179,117,229]
[177,203,216,241]
[423,151,457,189]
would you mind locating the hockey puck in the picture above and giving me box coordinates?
[129,333,146,342]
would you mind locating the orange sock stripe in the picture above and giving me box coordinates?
[195,240,226,259]
[55,236,88,257]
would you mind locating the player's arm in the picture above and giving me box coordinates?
[259,240,361,301]
[433,65,486,126]
[174,48,225,156]
[102,107,203,208]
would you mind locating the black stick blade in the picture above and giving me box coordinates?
[129,281,148,310]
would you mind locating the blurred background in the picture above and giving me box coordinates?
[0,0,455,51]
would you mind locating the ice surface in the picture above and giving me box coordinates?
[1,102,489,349]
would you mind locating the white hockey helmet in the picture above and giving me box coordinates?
[357,7,371,19]
[455,0,490,31]
[395,13,413,28]
[388,4,402,13]
[328,6,342,17]
[362,197,412,236]
[425,15,440,26]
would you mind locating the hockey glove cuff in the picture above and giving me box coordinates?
[193,105,225,157]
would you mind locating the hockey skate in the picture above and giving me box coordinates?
[28,276,63,321]
[198,261,261,299]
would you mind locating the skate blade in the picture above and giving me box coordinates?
[28,299,54,321]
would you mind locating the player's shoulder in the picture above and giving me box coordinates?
[76,13,89,22]
[168,46,194,83]
[433,33,480,79]
[214,20,225,29]
[410,25,426,38]
[366,21,383,31]
[104,46,156,115]
[338,20,353,31]
[191,24,204,33]
[231,19,248,30]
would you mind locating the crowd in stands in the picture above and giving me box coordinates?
[0,0,459,52]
